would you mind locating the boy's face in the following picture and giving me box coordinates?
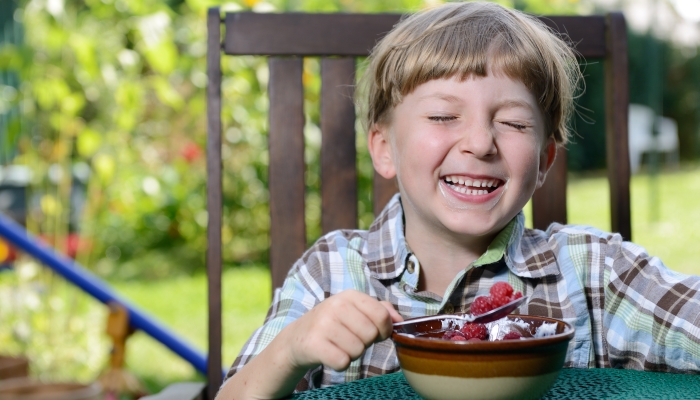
[369,73,556,244]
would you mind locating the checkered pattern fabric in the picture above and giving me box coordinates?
[224,194,700,391]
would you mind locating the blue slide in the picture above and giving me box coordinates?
[0,213,212,376]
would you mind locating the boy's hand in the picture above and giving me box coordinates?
[282,289,403,372]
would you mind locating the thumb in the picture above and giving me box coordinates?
[379,301,404,323]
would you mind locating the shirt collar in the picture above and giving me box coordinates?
[365,194,409,280]
[502,212,561,278]
[364,194,560,279]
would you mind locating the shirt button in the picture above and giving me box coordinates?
[407,259,416,274]
[443,303,454,314]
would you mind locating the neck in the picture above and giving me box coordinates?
[405,222,494,296]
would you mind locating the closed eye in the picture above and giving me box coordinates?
[501,121,529,131]
[428,115,457,123]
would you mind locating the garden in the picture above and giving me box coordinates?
[2,0,700,397]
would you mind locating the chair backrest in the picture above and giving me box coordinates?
[205,9,629,397]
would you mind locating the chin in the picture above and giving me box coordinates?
[439,214,505,238]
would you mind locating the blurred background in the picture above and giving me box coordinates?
[1,0,700,396]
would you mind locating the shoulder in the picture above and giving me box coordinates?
[284,228,371,291]
[540,222,621,242]
[532,223,668,271]
[285,194,406,289]
[296,229,369,267]
[530,222,626,253]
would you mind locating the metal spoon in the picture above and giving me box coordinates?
[393,295,529,327]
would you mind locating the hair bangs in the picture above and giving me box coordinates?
[362,2,580,144]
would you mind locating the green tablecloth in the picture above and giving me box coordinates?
[290,368,700,399]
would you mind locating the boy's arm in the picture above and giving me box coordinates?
[216,290,402,400]
[602,238,700,370]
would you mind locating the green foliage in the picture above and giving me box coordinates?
[0,262,109,383]
[0,0,604,278]
[0,262,270,393]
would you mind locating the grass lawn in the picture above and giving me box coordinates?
[111,266,271,392]
[560,166,700,276]
[2,166,700,394]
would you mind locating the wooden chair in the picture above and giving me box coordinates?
[204,9,629,398]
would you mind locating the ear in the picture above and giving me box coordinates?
[367,123,397,179]
[536,138,557,189]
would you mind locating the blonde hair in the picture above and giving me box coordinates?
[362,1,581,145]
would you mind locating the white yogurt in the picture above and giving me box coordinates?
[534,322,558,338]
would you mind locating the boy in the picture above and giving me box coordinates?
[218,2,700,398]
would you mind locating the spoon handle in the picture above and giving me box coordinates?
[392,295,529,327]
[392,313,472,326]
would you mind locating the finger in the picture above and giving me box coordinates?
[373,301,403,341]
[291,314,359,370]
[337,304,381,347]
[352,296,397,341]
[380,301,404,323]
[313,339,352,371]
[325,323,367,367]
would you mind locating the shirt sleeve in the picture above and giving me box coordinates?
[603,235,700,371]
[222,248,328,389]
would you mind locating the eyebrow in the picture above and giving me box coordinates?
[417,93,463,103]
[417,94,537,113]
[494,99,536,113]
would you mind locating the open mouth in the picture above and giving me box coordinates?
[442,175,504,195]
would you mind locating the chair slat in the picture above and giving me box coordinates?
[320,58,358,233]
[539,16,606,57]
[532,149,568,230]
[268,57,307,291]
[223,13,607,58]
[225,13,402,56]
[605,12,631,241]
[206,7,223,398]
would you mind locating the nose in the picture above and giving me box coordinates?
[458,122,497,158]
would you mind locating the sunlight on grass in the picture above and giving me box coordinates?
[111,266,271,392]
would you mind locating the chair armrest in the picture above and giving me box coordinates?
[140,382,206,400]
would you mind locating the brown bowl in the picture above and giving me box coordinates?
[392,314,574,400]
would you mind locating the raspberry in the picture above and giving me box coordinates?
[490,282,515,308]
[501,331,522,340]
[511,291,523,300]
[470,296,494,316]
[490,282,514,298]
[442,330,465,340]
[491,293,510,308]
[460,323,488,340]
[450,335,467,341]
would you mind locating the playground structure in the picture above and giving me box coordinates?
[0,212,215,397]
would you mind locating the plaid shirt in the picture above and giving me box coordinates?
[225,194,700,391]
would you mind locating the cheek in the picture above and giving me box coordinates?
[506,141,542,184]
[392,127,445,167]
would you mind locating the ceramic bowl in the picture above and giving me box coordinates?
[392,314,574,400]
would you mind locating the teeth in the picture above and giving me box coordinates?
[444,175,500,192]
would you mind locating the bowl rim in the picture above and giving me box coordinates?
[392,314,575,353]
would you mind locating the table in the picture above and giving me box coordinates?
[290,368,700,399]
